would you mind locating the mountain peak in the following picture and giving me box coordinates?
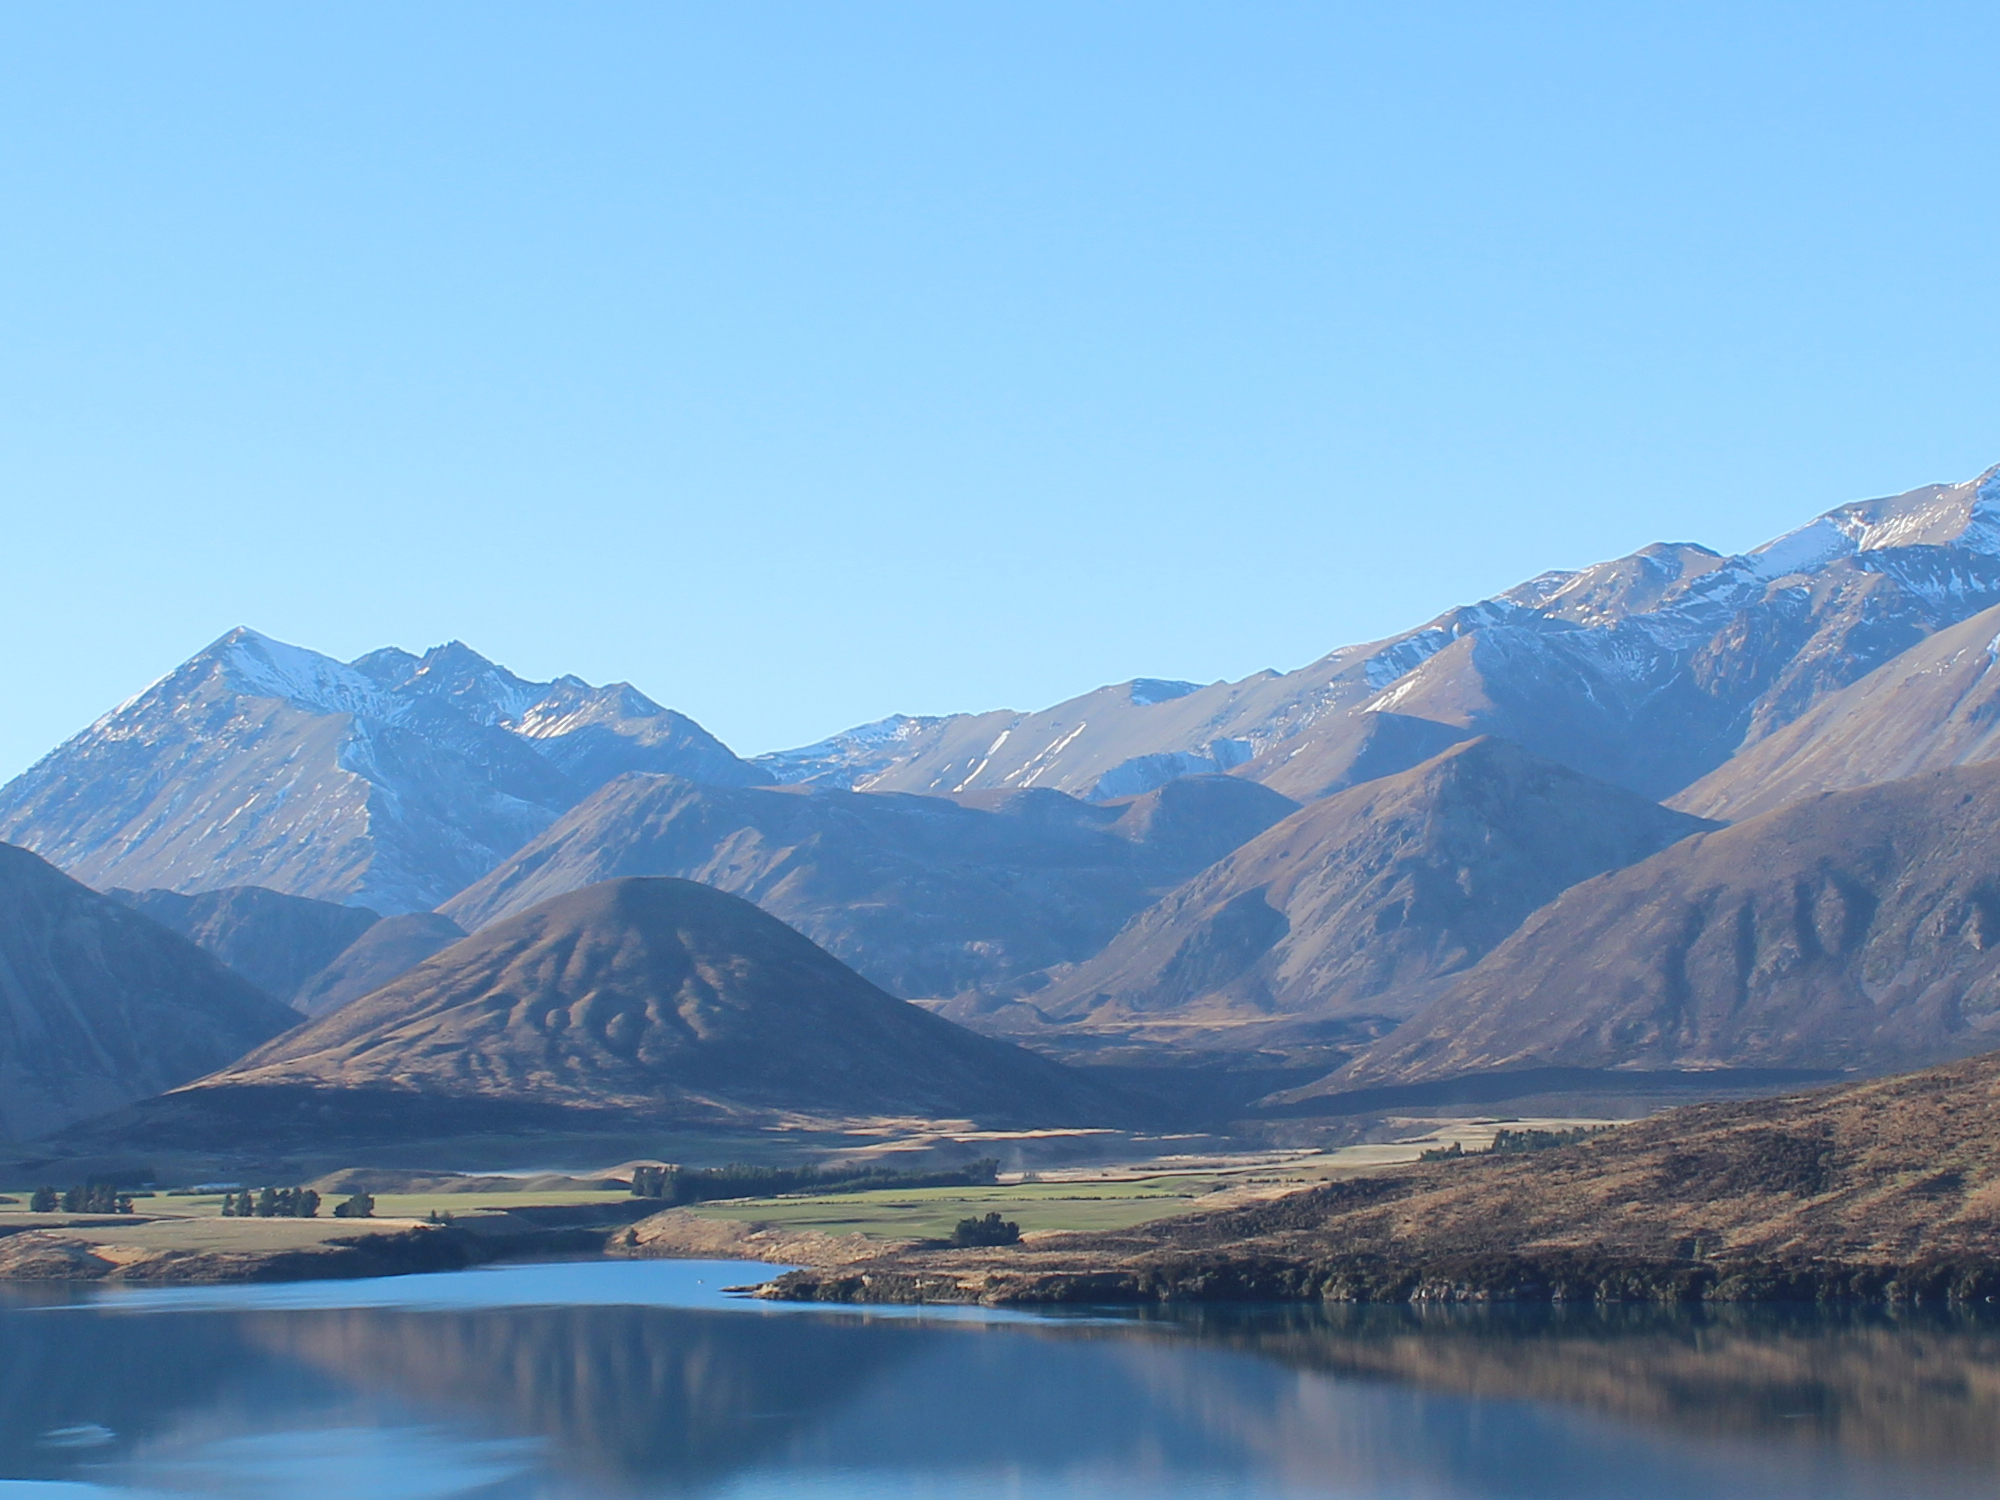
[1747,464,2000,578]
[203,876,1126,1130]
[200,628,384,717]
[0,631,760,913]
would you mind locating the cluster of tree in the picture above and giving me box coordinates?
[221,1186,322,1217]
[630,1158,1002,1206]
[30,1184,135,1214]
[1490,1126,1610,1153]
[331,1191,376,1218]
[950,1212,1021,1248]
[1420,1126,1612,1163]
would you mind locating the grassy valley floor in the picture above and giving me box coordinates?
[0,1117,1573,1283]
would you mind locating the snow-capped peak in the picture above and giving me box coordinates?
[209,628,386,717]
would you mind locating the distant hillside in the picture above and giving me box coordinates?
[1027,739,1712,1035]
[120,878,1130,1143]
[290,912,467,1018]
[0,628,761,913]
[772,1049,2000,1304]
[0,844,300,1139]
[763,467,2000,804]
[1319,758,2000,1093]
[442,773,1297,1001]
[107,885,381,1004]
[1674,599,2000,821]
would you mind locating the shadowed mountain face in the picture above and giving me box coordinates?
[106,886,381,1004]
[0,844,301,1139]
[1237,712,1473,803]
[1028,740,1714,1033]
[0,629,762,914]
[1673,599,2000,821]
[290,912,467,1018]
[1324,759,2000,1091]
[441,774,1298,1001]
[182,878,1128,1130]
[762,467,2000,803]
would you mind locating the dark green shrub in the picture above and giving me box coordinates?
[950,1212,1021,1248]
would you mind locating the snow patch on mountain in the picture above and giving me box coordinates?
[1091,739,1255,800]
[754,713,967,787]
[215,629,386,717]
[0,629,757,912]
[1746,518,1855,582]
[1127,679,1202,707]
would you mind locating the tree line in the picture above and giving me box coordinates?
[30,1184,134,1214]
[630,1158,1002,1206]
[29,1183,377,1219]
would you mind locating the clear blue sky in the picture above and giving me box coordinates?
[3,3,1996,778]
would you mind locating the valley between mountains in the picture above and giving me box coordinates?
[10,465,2000,1296]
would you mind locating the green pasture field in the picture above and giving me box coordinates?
[348,1189,634,1220]
[682,1175,1232,1241]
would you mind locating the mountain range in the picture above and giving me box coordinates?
[758,467,2000,805]
[440,771,1296,1001]
[0,629,761,914]
[1314,757,2000,1094]
[12,463,2000,1142]
[1014,738,1714,1041]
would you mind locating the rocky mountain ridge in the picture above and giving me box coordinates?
[763,466,2000,804]
[0,629,761,913]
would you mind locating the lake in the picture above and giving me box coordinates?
[0,1259,1996,1498]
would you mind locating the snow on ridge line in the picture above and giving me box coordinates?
[217,629,388,718]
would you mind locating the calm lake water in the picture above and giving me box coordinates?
[1,1259,1997,1499]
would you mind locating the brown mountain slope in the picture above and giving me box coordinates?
[772,1050,2000,1304]
[107,885,381,1003]
[1234,711,1471,803]
[166,878,1128,1132]
[0,844,301,1139]
[1028,739,1714,1033]
[1673,600,2000,822]
[290,912,467,1018]
[440,774,1296,1001]
[1322,758,2000,1093]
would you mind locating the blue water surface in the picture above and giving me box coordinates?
[0,1259,1995,1499]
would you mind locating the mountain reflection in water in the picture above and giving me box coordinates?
[0,1262,1997,1498]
